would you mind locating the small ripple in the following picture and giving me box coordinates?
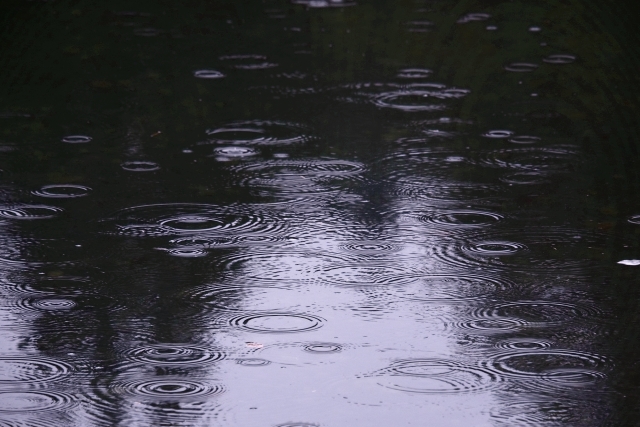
[303,343,343,353]
[0,391,77,412]
[112,378,225,399]
[543,54,576,64]
[32,184,92,198]
[457,13,491,23]
[482,130,513,138]
[276,423,319,427]
[236,358,271,366]
[528,26,542,32]
[504,63,539,72]
[508,135,541,144]
[204,120,312,146]
[219,54,278,70]
[373,358,498,394]
[406,21,433,32]
[17,296,77,311]
[486,300,603,327]
[224,312,324,333]
[121,344,226,366]
[0,205,63,220]
[421,210,503,228]
[185,283,305,313]
[159,248,208,257]
[121,161,160,172]
[396,68,432,79]
[338,241,403,255]
[628,215,640,225]
[449,310,528,334]
[463,241,528,256]
[292,0,356,8]
[10,276,91,295]
[495,338,553,351]
[491,400,578,427]
[61,135,92,143]
[0,356,74,385]
[194,70,225,79]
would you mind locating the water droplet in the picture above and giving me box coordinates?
[628,215,640,225]
[61,135,92,143]
[121,161,160,172]
[486,25,498,30]
[618,259,640,266]
[528,26,542,32]
[214,146,259,159]
[543,54,576,64]
[194,70,225,79]
[32,184,92,198]
[292,0,356,8]
[504,62,539,72]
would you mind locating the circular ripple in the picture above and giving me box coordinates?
[500,171,547,185]
[276,423,319,427]
[464,241,528,256]
[121,161,160,172]
[628,215,640,225]
[236,358,271,366]
[204,120,311,146]
[508,135,541,144]
[226,313,324,334]
[377,359,497,394]
[61,135,92,143]
[163,248,208,257]
[0,356,73,385]
[0,205,63,220]
[32,184,92,198]
[0,391,77,412]
[394,274,513,303]
[450,310,527,334]
[543,54,576,64]
[482,130,513,139]
[338,241,403,255]
[303,343,343,353]
[21,297,77,311]
[495,338,553,351]
[487,350,609,391]
[107,203,287,238]
[219,54,278,70]
[488,301,602,327]
[194,70,225,79]
[114,379,225,399]
[123,344,225,366]
[422,211,503,228]
[397,68,432,79]
[504,63,539,72]
[185,283,304,313]
[457,13,491,23]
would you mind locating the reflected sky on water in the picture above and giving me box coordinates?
[0,0,640,425]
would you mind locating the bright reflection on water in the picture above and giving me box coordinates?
[0,0,639,425]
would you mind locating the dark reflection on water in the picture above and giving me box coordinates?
[0,0,639,425]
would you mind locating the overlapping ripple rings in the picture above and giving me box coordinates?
[0,391,77,412]
[373,358,498,394]
[105,203,287,238]
[0,356,74,385]
[223,312,324,333]
[393,274,514,303]
[0,205,63,220]
[121,344,226,366]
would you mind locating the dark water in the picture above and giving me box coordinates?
[1,0,640,425]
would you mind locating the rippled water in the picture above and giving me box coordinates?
[0,0,639,425]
